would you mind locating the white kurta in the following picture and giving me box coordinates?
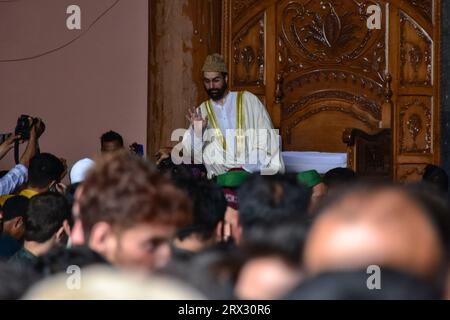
[182,91,285,178]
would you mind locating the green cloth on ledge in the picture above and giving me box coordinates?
[297,170,322,188]
[216,170,251,188]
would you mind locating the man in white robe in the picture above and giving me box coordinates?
[181,54,284,179]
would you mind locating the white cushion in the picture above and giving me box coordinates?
[282,151,348,174]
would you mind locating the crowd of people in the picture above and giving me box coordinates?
[0,116,449,300]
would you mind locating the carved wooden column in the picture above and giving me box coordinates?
[390,0,441,182]
[148,0,222,158]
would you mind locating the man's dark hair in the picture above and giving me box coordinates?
[237,174,311,232]
[3,195,29,221]
[323,167,357,189]
[422,164,449,193]
[33,246,108,277]
[28,153,64,189]
[0,262,40,299]
[174,178,227,240]
[63,183,80,228]
[404,183,450,255]
[78,152,192,238]
[157,157,207,181]
[25,192,71,243]
[243,221,310,266]
[160,246,239,299]
[157,158,196,181]
[285,268,441,300]
[100,130,124,147]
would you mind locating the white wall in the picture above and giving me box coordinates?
[0,0,148,180]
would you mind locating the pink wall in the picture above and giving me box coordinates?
[0,0,148,180]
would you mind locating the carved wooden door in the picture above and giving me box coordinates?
[222,0,441,182]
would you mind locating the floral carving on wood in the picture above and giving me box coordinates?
[399,99,432,154]
[406,0,433,23]
[233,14,265,86]
[279,0,386,82]
[400,12,432,86]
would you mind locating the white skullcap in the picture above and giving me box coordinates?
[70,158,95,184]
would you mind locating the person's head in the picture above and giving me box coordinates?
[323,167,357,192]
[28,153,65,192]
[304,183,445,284]
[234,222,309,299]
[160,246,238,299]
[75,152,192,271]
[173,178,227,249]
[2,196,29,240]
[237,174,311,235]
[33,246,108,277]
[298,170,327,213]
[70,158,95,184]
[24,266,205,299]
[403,183,450,255]
[243,221,310,267]
[25,192,71,251]
[157,158,197,182]
[64,182,80,229]
[285,268,441,300]
[235,255,303,300]
[202,54,228,101]
[0,262,40,299]
[422,164,449,194]
[100,130,124,154]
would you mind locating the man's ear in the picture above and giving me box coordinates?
[55,225,66,242]
[88,222,116,260]
[14,216,23,228]
[70,219,85,246]
[62,219,71,237]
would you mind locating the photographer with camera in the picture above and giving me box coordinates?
[0,116,42,197]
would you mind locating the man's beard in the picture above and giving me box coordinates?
[206,82,228,101]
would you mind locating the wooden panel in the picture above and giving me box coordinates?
[404,0,433,24]
[285,102,378,152]
[397,96,432,155]
[392,1,440,180]
[224,0,275,119]
[277,0,387,152]
[232,13,265,87]
[148,0,222,157]
[345,129,392,180]
[397,163,427,183]
[231,0,260,22]
[282,71,384,121]
[400,11,433,87]
[222,0,441,181]
[277,1,386,83]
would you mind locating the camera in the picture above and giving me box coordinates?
[130,143,144,157]
[15,115,45,140]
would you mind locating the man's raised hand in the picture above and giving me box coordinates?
[186,107,208,132]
